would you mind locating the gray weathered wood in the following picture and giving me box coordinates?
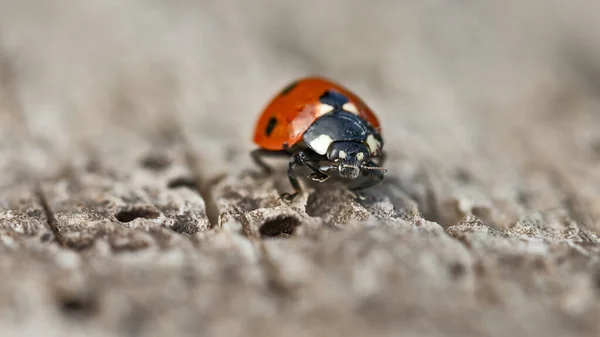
[2,1,600,336]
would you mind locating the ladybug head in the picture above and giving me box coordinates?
[327,142,371,179]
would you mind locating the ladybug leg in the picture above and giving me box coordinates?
[307,164,336,182]
[251,149,289,174]
[281,151,330,201]
[280,152,303,201]
[298,151,331,182]
[307,172,329,182]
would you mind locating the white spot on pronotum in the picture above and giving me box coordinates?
[343,102,359,114]
[356,152,365,161]
[309,134,334,155]
[317,103,334,117]
[338,151,347,159]
[366,134,381,154]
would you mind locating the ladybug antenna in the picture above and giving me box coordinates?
[362,165,388,173]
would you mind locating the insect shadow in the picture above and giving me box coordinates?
[354,172,442,223]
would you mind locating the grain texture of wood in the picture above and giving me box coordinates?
[2,1,600,337]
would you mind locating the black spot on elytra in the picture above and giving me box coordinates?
[319,90,349,108]
[265,117,277,136]
[115,206,160,223]
[279,80,298,95]
[259,215,300,238]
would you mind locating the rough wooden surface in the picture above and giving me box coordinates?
[2,1,600,336]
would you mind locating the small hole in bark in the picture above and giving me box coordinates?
[167,177,197,190]
[449,262,466,280]
[140,153,171,171]
[454,167,472,183]
[85,157,102,173]
[40,232,52,242]
[259,216,300,238]
[115,206,160,223]
[57,293,98,318]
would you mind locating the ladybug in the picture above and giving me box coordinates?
[251,76,387,201]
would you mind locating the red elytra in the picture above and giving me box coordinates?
[252,76,381,151]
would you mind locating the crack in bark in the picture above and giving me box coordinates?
[34,184,65,246]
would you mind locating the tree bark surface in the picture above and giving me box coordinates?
[1,1,600,336]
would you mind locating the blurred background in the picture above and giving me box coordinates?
[1,0,600,226]
[3,2,600,336]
